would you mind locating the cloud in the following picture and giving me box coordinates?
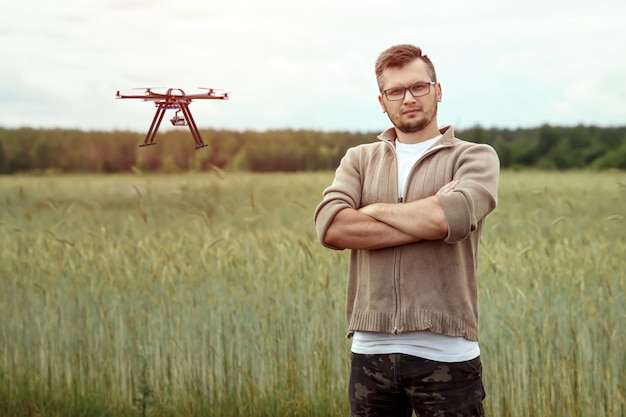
[1,0,625,131]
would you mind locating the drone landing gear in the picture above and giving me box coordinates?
[179,104,208,149]
[140,103,207,149]
[139,105,166,147]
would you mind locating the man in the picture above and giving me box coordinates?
[314,44,499,417]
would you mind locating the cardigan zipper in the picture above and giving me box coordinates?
[392,246,400,334]
[393,144,401,334]
[392,197,403,334]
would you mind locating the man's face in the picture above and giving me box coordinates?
[378,59,442,135]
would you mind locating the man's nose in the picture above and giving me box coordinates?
[402,90,417,103]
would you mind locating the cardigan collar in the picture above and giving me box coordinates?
[378,125,456,145]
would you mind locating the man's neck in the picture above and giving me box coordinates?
[396,122,441,144]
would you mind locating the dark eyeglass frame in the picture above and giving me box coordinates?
[382,81,436,101]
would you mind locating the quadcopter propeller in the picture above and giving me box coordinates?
[132,86,168,94]
[199,87,230,95]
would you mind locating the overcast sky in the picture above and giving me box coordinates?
[1,0,625,133]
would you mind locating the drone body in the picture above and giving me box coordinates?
[116,87,229,149]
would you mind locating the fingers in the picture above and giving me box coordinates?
[436,179,459,195]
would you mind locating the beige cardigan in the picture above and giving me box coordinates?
[314,126,499,341]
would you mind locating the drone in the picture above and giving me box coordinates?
[116,87,229,149]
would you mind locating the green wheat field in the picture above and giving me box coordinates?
[1,171,625,417]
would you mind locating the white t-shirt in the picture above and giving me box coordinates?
[396,136,440,200]
[351,331,480,362]
[351,134,479,362]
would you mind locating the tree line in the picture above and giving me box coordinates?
[0,124,625,174]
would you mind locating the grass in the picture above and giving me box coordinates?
[0,170,624,416]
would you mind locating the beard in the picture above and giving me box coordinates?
[386,101,438,134]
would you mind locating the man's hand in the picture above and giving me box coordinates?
[437,179,459,196]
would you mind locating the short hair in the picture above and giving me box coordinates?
[375,44,437,91]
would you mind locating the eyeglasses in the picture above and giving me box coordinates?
[382,81,436,101]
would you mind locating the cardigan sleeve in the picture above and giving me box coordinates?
[313,147,363,250]
[438,143,500,243]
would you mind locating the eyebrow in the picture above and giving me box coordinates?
[385,80,433,89]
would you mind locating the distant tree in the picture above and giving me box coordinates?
[535,124,562,157]
[31,140,53,170]
[490,134,512,168]
[465,126,488,144]
[510,131,538,167]
[581,144,609,165]
[0,140,5,173]
[592,142,626,170]
[5,150,31,173]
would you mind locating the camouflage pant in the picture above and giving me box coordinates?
[349,353,485,417]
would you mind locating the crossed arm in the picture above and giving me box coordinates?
[323,180,458,250]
